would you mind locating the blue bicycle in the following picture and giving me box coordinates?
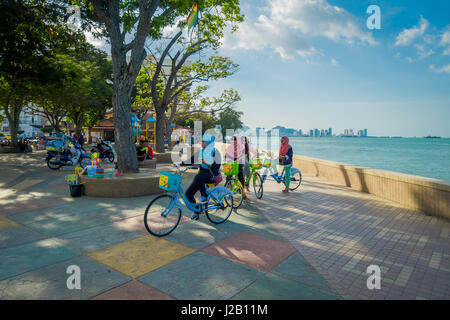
[144,164,234,237]
[260,152,302,191]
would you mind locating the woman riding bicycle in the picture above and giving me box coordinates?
[279,136,293,193]
[181,134,221,219]
[226,135,246,198]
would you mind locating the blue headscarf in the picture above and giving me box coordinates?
[201,134,215,169]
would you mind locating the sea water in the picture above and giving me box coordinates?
[263,137,450,182]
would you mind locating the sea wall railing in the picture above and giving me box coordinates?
[292,154,450,219]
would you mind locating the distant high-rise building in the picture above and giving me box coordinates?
[309,129,313,137]
[314,129,320,137]
[364,128,368,137]
[328,128,332,136]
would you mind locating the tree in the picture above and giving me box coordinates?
[146,6,243,152]
[0,0,83,146]
[67,0,243,172]
[27,50,111,133]
[149,55,239,151]
[213,106,243,138]
[133,57,240,149]
[65,44,113,136]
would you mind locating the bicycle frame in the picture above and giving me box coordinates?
[261,164,285,183]
[161,170,226,218]
[244,165,259,185]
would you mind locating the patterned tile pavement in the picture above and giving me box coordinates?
[257,176,450,300]
[0,151,448,299]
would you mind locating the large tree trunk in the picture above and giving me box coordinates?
[7,111,20,148]
[112,84,138,173]
[4,99,23,148]
[88,126,92,143]
[90,0,158,173]
[155,109,166,153]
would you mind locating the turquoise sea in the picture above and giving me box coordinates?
[278,137,450,182]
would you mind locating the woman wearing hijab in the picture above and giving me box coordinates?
[226,135,246,198]
[279,136,293,193]
[182,134,221,219]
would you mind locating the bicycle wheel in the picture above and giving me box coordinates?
[205,193,234,224]
[284,169,302,191]
[79,156,90,168]
[47,157,61,170]
[225,178,243,209]
[144,194,181,237]
[252,172,264,199]
[107,152,115,163]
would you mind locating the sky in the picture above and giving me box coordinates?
[212,0,450,137]
[87,0,450,137]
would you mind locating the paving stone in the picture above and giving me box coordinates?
[0,255,130,299]
[202,231,295,272]
[0,239,79,280]
[55,224,144,253]
[0,216,19,230]
[86,235,196,278]
[232,273,340,300]
[91,280,174,300]
[15,211,111,237]
[271,252,338,296]
[162,220,237,250]
[138,251,264,300]
[0,225,46,249]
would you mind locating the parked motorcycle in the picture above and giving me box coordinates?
[91,138,114,163]
[46,142,91,170]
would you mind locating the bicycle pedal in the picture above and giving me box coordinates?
[190,213,199,220]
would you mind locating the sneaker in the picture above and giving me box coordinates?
[191,213,199,220]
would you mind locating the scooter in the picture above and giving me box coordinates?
[91,138,114,162]
[46,142,91,170]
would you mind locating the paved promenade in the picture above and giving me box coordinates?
[0,151,449,299]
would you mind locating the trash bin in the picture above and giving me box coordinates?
[69,184,82,197]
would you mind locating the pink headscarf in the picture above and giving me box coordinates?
[279,136,291,157]
[226,135,245,160]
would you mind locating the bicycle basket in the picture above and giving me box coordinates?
[223,162,239,176]
[263,159,274,168]
[159,171,181,191]
[249,158,263,170]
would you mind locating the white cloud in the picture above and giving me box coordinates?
[223,0,376,60]
[440,29,450,55]
[415,44,434,59]
[331,58,340,66]
[395,17,429,47]
[441,30,450,45]
[84,31,109,52]
[429,64,450,74]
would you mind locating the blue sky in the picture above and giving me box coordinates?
[86,0,450,137]
[209,0,450,137]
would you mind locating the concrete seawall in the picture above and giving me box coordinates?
[292,154,450,219]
